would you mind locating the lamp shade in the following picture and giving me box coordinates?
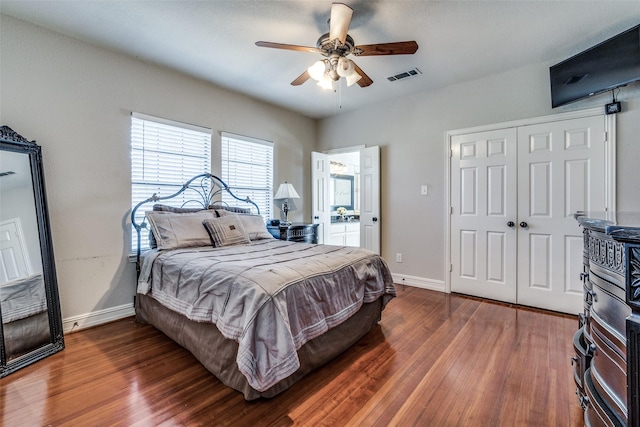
[274,182,300,200]
[308,61,327,81]
[346,71,362,87]
[317,74,335,90]
[336,57,355,77]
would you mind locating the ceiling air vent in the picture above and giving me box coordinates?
[387,68,422,82]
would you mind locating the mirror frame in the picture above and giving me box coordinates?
[0,126,64,377]
[330,174,354,211]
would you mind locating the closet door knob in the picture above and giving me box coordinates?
[507,221,515,227]
[372,217,378,222]
[520,222,528,228]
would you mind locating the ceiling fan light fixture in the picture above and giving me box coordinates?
[336,57,355,77]
[308,60,327,81]
[346,71,362,87]
[317,73,335,90]
[256,2,418,90]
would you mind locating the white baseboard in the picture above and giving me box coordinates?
[391,273,446,293]
[63,303,135,333]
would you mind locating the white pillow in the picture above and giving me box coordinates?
[146,210,216,250]
[236,214,273,240]
[202,216,251,247]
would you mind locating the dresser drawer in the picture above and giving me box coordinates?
[584,368,625,427]
[590,317,627,423]
[573,326,594,406]
[589,270,630,341]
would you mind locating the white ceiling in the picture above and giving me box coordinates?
[2,1,639,119]
[0,149,33,191]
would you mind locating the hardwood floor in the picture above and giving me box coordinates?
[1,286,583,426]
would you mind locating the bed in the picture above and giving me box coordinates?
[1,273,51,359]
[131,174,396,400]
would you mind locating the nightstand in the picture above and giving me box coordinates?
[277,223,319,244]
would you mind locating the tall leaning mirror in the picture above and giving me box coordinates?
[0,126,64,377]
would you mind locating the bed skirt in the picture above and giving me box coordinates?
[135,293,383,400]
[3,312,51,359]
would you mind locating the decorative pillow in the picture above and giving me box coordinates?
[237,214,273,240]
[209,203,252,215]
[146,210,216,250]
[202,216,251,247]
[153,203,204,213]
[213,208,231,217]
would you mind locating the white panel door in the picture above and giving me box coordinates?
[0,218,33,283]
[516,116,606,313]
[451,129,518,302]
[450,113,608,314]
[311,151,330,244]
[360,146,380,254]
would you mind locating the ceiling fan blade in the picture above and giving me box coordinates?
[354,41,419,56]
[255,41,319,54]
[352,63,373,87]
[329,2,353,44]
[291,70,311,86]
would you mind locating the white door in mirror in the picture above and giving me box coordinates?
[0,218,33,283]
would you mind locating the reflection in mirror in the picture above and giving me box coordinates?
[330,174,354,211]
[0,126,63,377]
[1,150,48,361]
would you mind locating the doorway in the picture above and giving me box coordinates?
[327,151,360,247]
[312,146,381,253]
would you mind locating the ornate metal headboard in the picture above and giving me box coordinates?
[130,173,259,269]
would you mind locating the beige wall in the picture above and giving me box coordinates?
[0,15,316,324]
[3,13,640,324]
[317,63,640,285]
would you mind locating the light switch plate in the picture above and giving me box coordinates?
[421,185,428,195]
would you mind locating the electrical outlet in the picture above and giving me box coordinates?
[396,253,403,263]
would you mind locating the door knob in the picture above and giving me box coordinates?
[372,217,378,222]
[507,221,515,228]
[520,222,528,228]
[314,216,320,220]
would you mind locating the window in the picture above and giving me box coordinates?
[131,112,211,251]
[220,132,273,221]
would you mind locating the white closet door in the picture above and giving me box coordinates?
[450,129,518,302]
[516,116,606,313]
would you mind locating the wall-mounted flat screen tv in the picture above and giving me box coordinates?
[550,24,640,108]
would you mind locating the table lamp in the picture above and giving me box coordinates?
[274,182,300,225]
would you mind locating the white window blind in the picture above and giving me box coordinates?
[220,132,273,221]
[131,113,211,251]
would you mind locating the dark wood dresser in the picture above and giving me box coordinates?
[575,213,640,427]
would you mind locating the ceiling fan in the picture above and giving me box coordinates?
[255,2,418,89]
